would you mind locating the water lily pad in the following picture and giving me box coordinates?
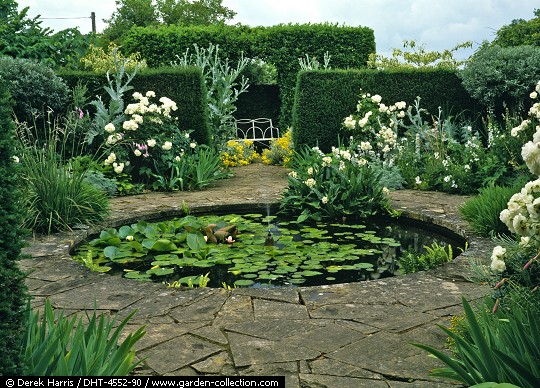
[301,270,323,277]
[147,267,174,276]
[234,279,255,287]
[288,278,306,284]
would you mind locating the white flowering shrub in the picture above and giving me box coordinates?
[279,144,391,222]
[343,92,493,194]
[486,81,540,307]
[98,91,226,192]
[342,91,405,166]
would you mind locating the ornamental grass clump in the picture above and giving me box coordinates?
[16,114,110,234]
[460,185,521,237]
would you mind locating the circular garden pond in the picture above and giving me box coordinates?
[72,209,466,288]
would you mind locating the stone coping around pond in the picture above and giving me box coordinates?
[20,163,495,384]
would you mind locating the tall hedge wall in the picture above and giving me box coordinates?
[123,23,375,129]
[0,80,28,375]
[59,66,210,145]
[292,69,477,152]
[234,84,280,124]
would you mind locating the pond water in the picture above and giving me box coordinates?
[73,211,465,288]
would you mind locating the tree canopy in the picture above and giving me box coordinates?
[493,8,540,47]
[102,0,236,43]
[0,0,92,68]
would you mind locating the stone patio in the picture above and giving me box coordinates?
[20,163,494,386]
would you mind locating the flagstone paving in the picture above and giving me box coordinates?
[20,163,494,386]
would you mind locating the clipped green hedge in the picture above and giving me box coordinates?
[292,69,476,152]
[123,23,375,128]
[0,80,28,375]
[59,66,210,145]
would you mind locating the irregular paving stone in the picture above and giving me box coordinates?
[127,322,208,352]
[388,379,459,387]
[232,287,300,304]
[381,273,489,312]
[299,373,389,388]
[116,287,213,322]
[169,292,228,323]
[309,358,385,380]
[191,351,237,375]
[327,332,444,381]
[300,283,397,309]
[24,278,51,291]
[252,298,309,320]
[238,362,299,388]
[213,295,254,326]
[47,277,144,310]
[225,319,324,341]
[350,304,438,333]
[140,334,223,375]
[286,324,366,353]
[31,276,99,297]
[227,332,321,367]
[191,325,229,345]
[335,319,380,335]
[25,262,75,282]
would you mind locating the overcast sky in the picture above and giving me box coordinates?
[20,0,539,59]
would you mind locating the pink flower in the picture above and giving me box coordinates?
[76,107,84,119]
[135,143,150,158]
[225,236,235,244]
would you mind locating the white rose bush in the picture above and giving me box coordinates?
[488,81,540,308]
[97,91,227,192]
[342,91,489,194]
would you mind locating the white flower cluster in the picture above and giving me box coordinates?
[496,82,540,272]
[490,245,506,273]
[124,91,178,120]
[500,178,540,236]
[304,178,316,188]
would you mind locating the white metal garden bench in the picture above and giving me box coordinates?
[234,118,280,143]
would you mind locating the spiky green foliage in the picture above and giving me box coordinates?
[460,185,520,237]
[22,299,146,376]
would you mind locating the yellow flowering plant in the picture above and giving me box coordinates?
[261,129,294,166]
[221,140,259,167]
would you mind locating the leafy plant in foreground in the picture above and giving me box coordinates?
[280,144,391,223]
[22,299,145,376]
[414,297,540,387]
